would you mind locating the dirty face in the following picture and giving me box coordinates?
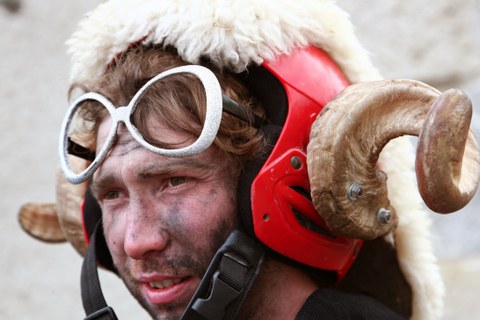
[91,117,238,320]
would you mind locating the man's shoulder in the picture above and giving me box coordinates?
[295,288,405,320]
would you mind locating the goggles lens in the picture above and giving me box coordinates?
[59,65,224,184]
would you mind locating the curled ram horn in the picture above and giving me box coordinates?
[54,163,89,256]
[18,202,66,243]
[17,157,89,256]
[307,79,480,240]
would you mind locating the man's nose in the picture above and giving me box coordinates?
[123,197,169,259]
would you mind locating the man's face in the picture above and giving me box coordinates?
[92,117,238,320]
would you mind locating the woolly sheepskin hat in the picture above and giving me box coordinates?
[67,0,382,85]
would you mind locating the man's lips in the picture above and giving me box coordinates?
[148,277,185,290]
[139,275,198,305]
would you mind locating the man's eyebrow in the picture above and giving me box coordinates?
[90,173,117,198]
[90,158,216,196]
[139,158,213,179]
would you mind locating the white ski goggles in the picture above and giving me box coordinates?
[59,65,262,184]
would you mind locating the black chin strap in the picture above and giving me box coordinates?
[80,222,118,320]
[80,222,265,320]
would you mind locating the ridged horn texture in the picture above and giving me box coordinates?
[16,160,88,255]
[17,140,89,255]
[18,203,66,243]
[55,160,89,256]
[307,79,480,240]
[417,89,480,213]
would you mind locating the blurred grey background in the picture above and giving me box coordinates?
[1,1,478,318]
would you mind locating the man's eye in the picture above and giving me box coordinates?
[104,190,120,200]
[168,177,186,187]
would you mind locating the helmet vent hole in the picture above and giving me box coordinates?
[263,213,270,221]
[292,207,334,238]
[289,186,334,239]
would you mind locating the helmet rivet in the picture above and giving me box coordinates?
[347,183,363,200]
[290,156,302,169]
[377,208,392,225]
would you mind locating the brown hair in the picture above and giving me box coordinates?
[70,45,266,176]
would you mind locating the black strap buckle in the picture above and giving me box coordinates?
[181,230,265,320]
[84,306,118,320]
[192,253,247,320]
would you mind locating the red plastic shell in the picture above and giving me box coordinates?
[252,46,363,279]
[81,198,91,246]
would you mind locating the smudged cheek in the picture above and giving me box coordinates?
[161,197,205,239]
[102,212,128,262]
[164,188,237,243]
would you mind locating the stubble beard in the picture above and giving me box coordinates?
[116,216,236,320]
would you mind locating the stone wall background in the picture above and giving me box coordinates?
[1,1,478,318]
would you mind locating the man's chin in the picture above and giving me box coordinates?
[145,301,187,320]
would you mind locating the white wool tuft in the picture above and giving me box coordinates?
[67,0,381,85]
[380,137,445,320]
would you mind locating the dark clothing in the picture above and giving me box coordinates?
[296,288,405,320]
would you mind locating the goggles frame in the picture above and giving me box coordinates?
[59,65,246,184]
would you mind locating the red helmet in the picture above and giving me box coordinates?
[238,45,362,280]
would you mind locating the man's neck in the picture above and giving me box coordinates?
[237,257,318,320]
